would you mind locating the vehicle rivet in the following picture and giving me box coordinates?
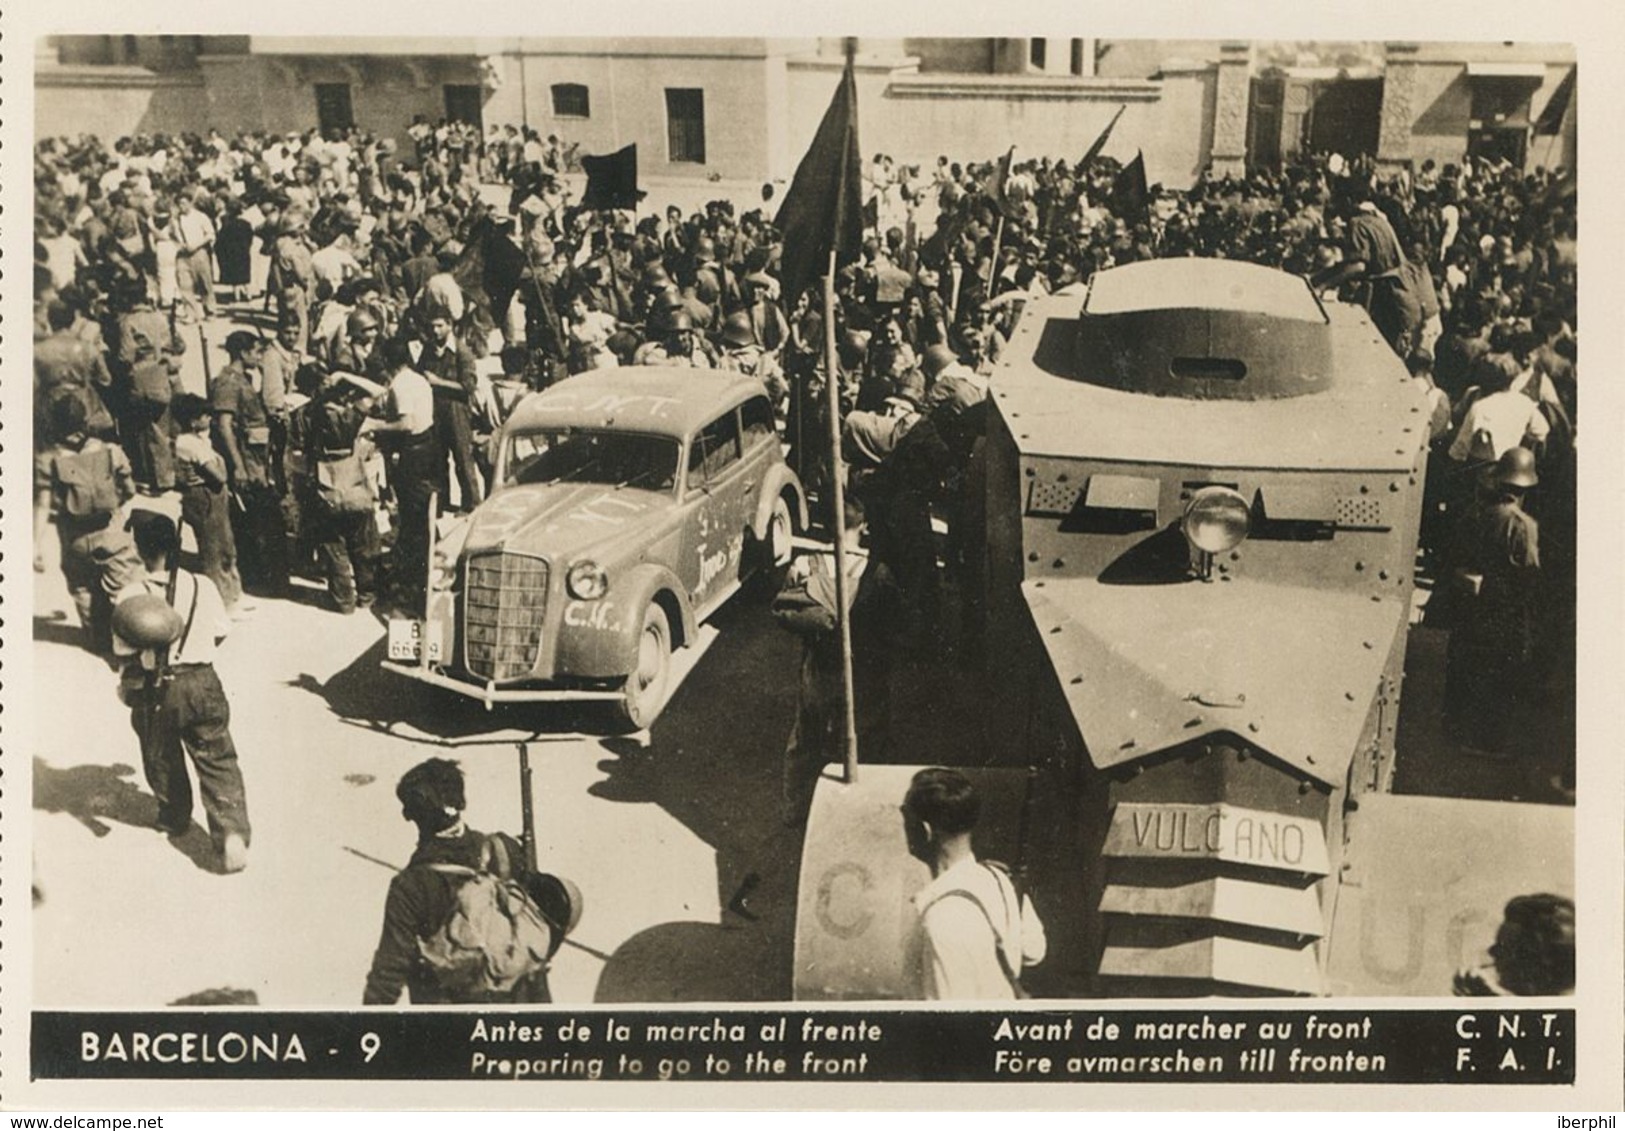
[1217,563,1229,573]
[1050,625,1062,634]
[1359,485,1369,494]
[1409,406,1420,413]
[1354,560,1365,571]
[1021,434,1030,439]
[1247,722,1260,733]
[1362,640,1373,649]
[1307,754,1316,764]
[1053,559,1065,569]
[1402,427,1412,434]
[1345,691,1356,701]
[1409,476,1417,485]
[1071,675,1083,685]
[1057,473,1068,482]
[1035,581,1045,588]
[1378,569,1389,580]
[1120,739,1136,750]
[1389,481,1400,492]
[1011,412,1020,418]
[1236,747,1248,760]
[1025,467,1036,477]
[1028,552,1039,562]
[1187,717,1203,728]
[1299,781,1312,795]
[1220,574,1232,582]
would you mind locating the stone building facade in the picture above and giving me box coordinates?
[36,37,1576,189]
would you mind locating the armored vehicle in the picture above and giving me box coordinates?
[976,257,1434,996]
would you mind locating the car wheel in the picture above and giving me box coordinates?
[769,496,794,568]
[615,602,672,731]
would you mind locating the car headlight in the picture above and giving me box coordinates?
[1181,487,1251,555]
[566,561,609,600]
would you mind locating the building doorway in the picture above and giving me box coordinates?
[444,84,484,129]
[315,83,354,133]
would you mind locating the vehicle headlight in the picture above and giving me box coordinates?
[1181,487,1251,555]
[566,561,609,600]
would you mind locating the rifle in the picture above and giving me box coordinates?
[199,325,213,386]
[518,742,538,872]
[139,560,184,803]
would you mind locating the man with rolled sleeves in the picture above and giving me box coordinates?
[114,509,251,873]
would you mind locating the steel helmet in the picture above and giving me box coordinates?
[721,312,756,348]
[922,343,959,379]
[346,308,381,336]
[1492,445,1539,490]
[659,308,695,334]
[112,593,184,649]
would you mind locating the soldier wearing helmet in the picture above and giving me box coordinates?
[331,305,386,381]
[1443,444,1542,759]
[113,509,252,873]
[632,308,714,369]
[715,311,786,400]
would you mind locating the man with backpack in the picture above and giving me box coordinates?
[34,395,143,654]
[900,767,1047,1000]
[364,758,571,1005]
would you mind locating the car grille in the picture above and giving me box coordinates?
[463,552,550,681]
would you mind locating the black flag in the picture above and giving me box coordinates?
[1112,150,1149,226]
[579,143,645,211]
[774,57,863,307]
[1080,104,1127,168]
[1534,67,1575,135]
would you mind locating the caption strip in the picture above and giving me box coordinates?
[36,1009,1573,1084]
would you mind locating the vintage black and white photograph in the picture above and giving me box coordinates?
[7,14,1618,1110]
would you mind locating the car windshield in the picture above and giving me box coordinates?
[502,428,681,493]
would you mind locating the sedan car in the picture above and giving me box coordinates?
[382,367,806,729]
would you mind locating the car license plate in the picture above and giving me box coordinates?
[387,619,441,662]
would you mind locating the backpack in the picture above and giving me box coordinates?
[52,446,122,521]
[314,452,376,515]
[417,836,554,1000]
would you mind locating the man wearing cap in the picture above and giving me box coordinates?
[211,330,290,598]
[114,509,251,872]
[1443,446,1542,759]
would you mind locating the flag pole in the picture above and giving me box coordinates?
[987,214,1007,302]
[824,245,860,785]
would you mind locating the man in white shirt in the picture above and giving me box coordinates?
[1449,343,1550,464]
[113,509,251,873]
[362,338,442,609]
[902,767,1047,1000]
[173,193,218,322]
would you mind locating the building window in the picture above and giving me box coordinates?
[665,88,706,164]
[444,84,484,128]
[1070,38,1086,76]
[121,35,139,64]
[1029,38,1047,70]
[314,83,355,132]
[551,83,590,119]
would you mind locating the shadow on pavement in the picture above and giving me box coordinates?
[588,585,803,1001]
[286,635,611,746]
[34,757,159,837]
[595,921,772,1002]
[33,614,88,650]
[33,757,228,872]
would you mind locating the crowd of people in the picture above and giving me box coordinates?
[31,113,1577,873]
